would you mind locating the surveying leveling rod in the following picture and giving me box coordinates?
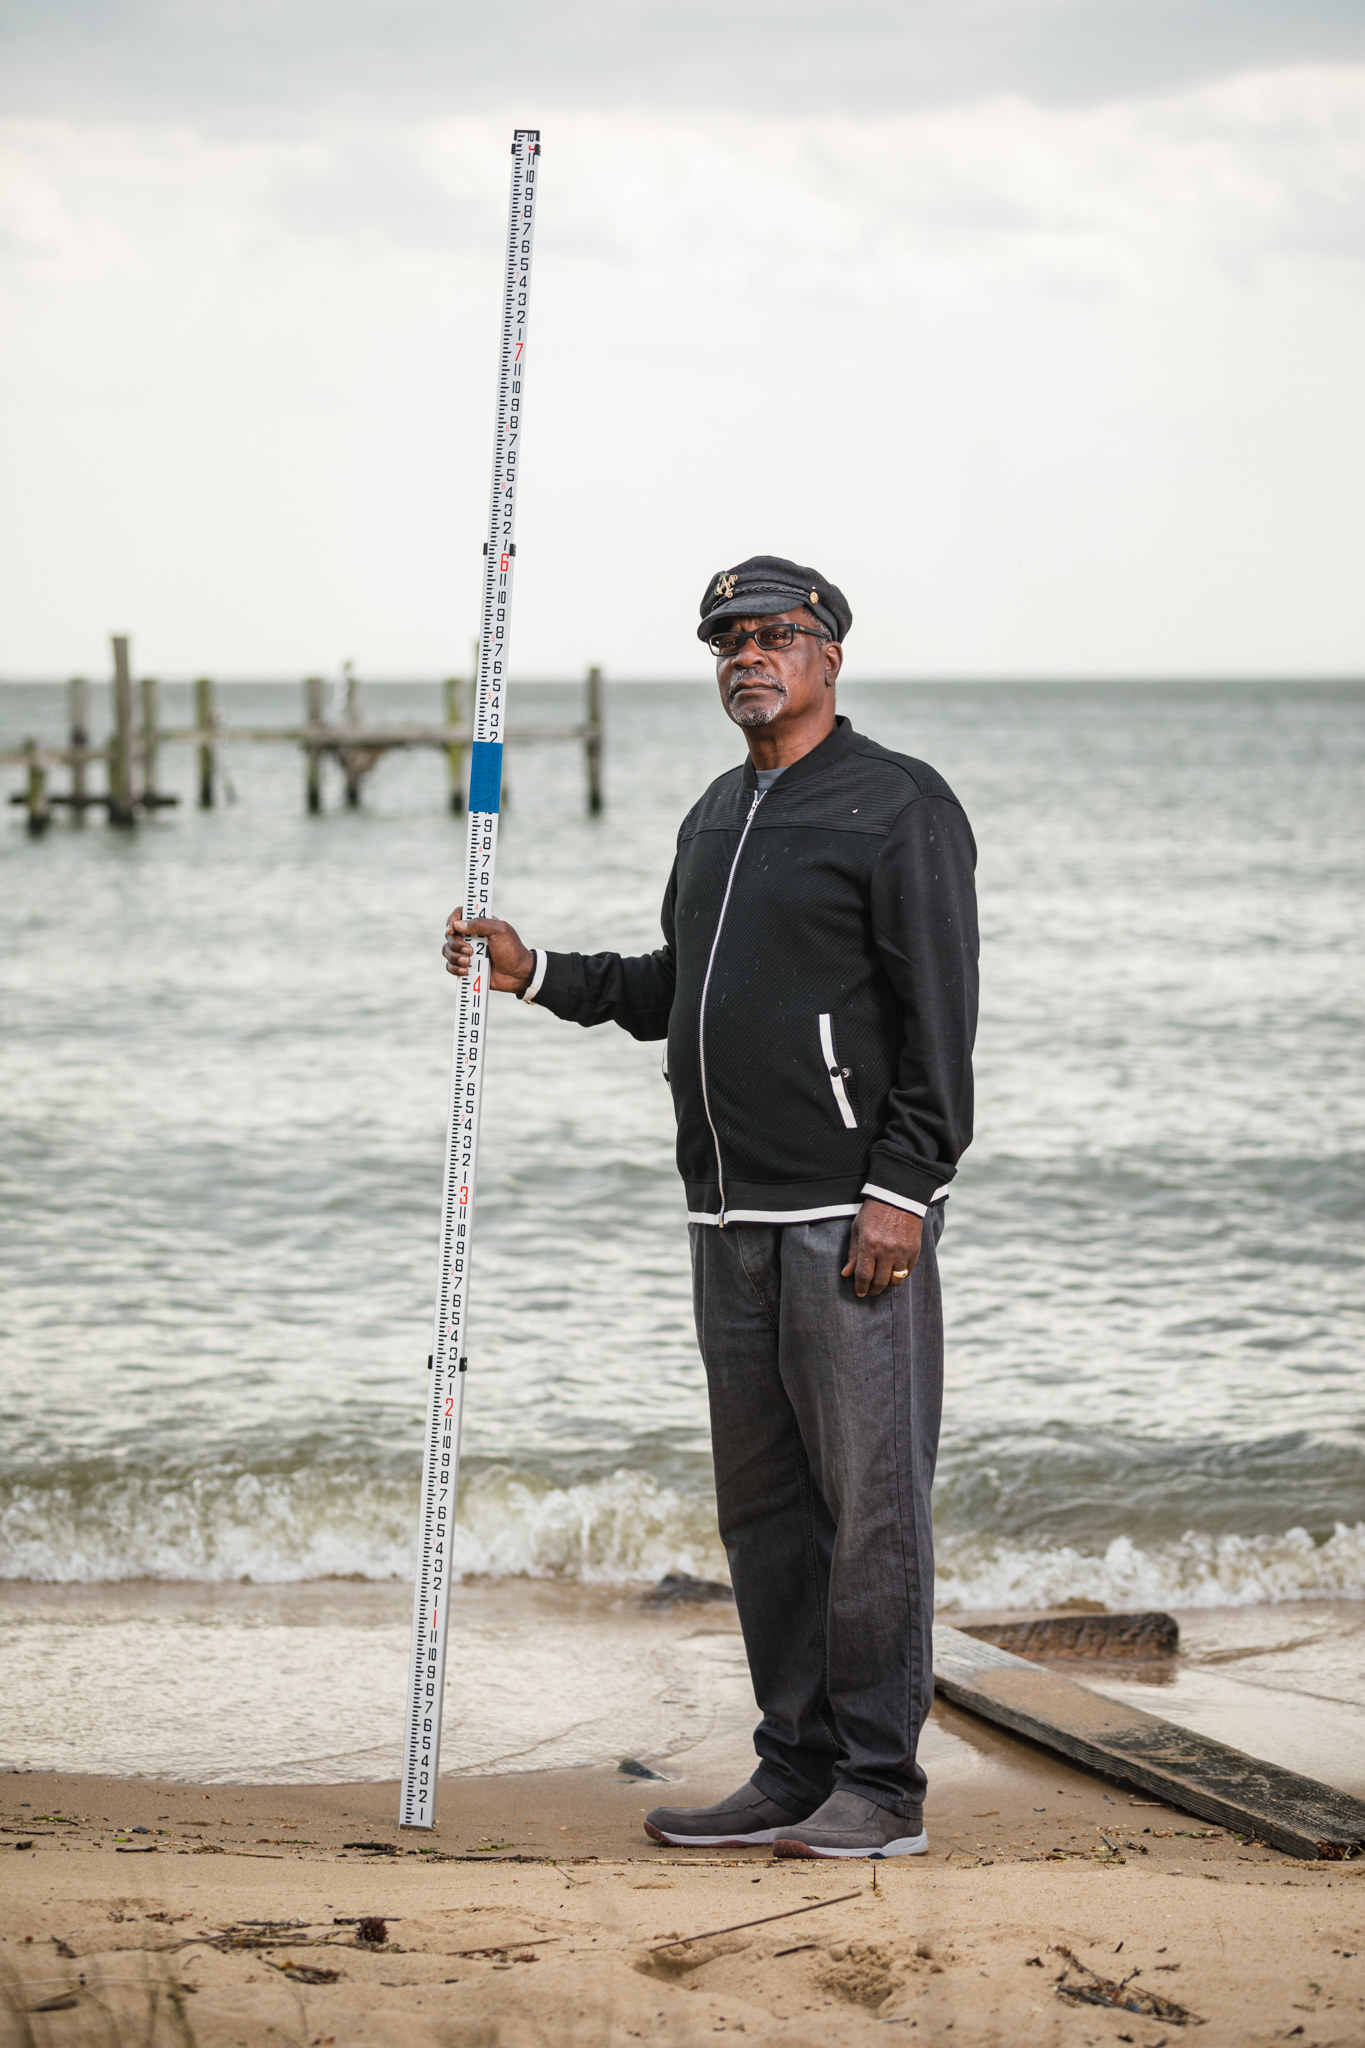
[401,128,542,1829]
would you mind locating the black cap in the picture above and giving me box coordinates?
[697,554,852,645]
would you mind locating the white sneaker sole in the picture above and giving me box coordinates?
[644,1821,789,1847]
[773,1829,929,1861]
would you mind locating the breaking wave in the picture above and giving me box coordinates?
[1,1461,1362,1609]
[0,1464,727,1588]
[935,1522,1365,1612]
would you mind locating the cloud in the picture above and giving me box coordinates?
[267,133,493,252]
[3,0,1365,121]
[1,71,1363,678]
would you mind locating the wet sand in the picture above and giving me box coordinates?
[5,1605,1365,2045]
[5,1580,1364,1796]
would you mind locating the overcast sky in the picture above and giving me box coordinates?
[2,0,1363,679]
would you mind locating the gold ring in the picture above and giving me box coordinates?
[891,1268,910,1281]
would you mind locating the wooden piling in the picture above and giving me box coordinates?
[109,636,136,825]
[195,678,217,808]
[140,677,160,808]
[343,673,363,808]
[585,664,604,815]
[304,676,325,813]
[69,678,90,820]
[443,674,467,813]
[24,740,51,836]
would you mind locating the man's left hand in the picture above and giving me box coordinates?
[842,1199,922,1299]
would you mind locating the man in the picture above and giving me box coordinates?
[443,555,978,1860]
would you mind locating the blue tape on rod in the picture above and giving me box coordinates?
[467,740,503,815]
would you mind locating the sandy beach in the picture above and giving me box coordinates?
[6,1603,1365,2046]
[5,1725,1363,2047]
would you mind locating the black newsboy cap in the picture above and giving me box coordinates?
[698,554,852,644]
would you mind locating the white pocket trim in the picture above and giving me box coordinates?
[818,1013,858,1130]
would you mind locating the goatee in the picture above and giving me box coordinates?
[728,683,786,728]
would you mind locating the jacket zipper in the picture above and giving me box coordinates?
[697,786,764,1226]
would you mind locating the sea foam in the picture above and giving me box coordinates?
[936,1522,1365,1612]
[1,1462,1362,1608]
[0,1465,724,1587]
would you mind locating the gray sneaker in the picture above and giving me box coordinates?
[773,1789,928,1860]
[644,1782,815,1848]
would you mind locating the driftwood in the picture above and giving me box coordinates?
[650,1888,863,1954]
[267,1960,342,1986]
[960,1610,1178,1659]
[933,1624,1365,1861]
[1052,1946,1204,2025]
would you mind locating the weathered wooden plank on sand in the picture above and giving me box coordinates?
[933,1622,1365,1860]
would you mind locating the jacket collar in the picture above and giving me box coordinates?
[740,714,856,792]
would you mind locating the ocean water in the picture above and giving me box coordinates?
[2,676,1363,1780]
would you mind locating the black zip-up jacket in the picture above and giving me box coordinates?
[533,718,978,1224]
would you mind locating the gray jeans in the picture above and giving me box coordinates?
[690,1207,945,1819]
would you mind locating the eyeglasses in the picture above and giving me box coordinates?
[708,622,831,658]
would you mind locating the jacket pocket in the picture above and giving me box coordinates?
[817,1013,858,1130]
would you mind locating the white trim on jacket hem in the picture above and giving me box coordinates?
[519,949,549,1003]
[687,1204,862,1226]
